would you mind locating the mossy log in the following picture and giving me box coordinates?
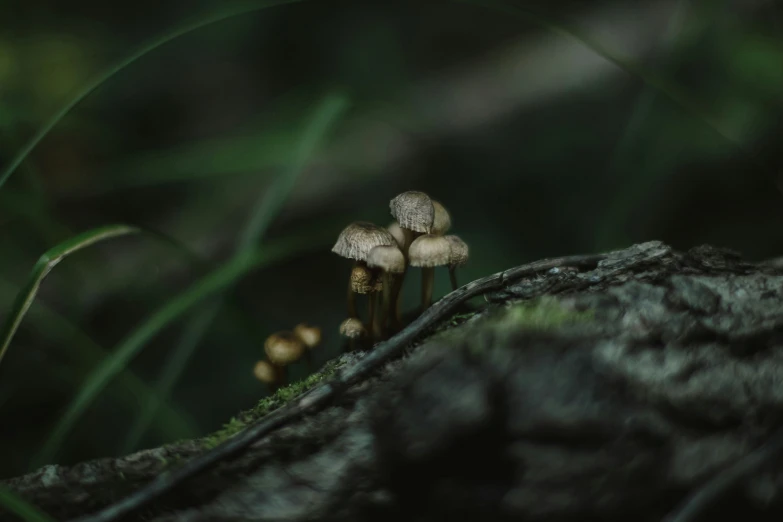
[4,241,783,522]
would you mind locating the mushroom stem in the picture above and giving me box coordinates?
[449,267,459,291]
[380,273,394,337]
[421,267,435,310]
[347,266,358,318]
[372,291,384,340]
[367,294,377,343]
[274,364,286,389]
[392,228,416,325]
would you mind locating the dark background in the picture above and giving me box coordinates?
[0,0,780,479]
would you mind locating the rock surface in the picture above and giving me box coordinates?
[4,241,783,521]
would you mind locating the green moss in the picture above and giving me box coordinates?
[199,356,347,450]
[497,296,593,331]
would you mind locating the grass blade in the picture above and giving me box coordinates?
[0,224,140,369]
[35,228,334,468]
[0,487,55,522]
[120,92,350,453]
[0,0,303,191]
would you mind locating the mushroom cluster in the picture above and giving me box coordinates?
[332,190,469,347]
[253,323,321,390]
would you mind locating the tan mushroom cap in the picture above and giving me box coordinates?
[264,332,305,366]
[409,234,452,267]
[367,245,405,274]
[390,191,434,233]
[351,264,382,293]
[445,235,469,267]
[339,317,366,339]
[332,221,396,261]
[387,222,405,248]
[253,360,277,384]
[293,323,322,349]
[431,200,451,235]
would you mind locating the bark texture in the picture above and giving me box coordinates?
[4,241,783,522]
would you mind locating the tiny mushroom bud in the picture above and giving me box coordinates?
[367,244,406,338]
[445,235,469,291]
[264,332,305,386]
[293,323,321,349]
[293,323,322,369]
[332,221,395,317]
[339,317,366,351]
[409,234,452,310]
[431,200,451,235]
[253,360,278,387]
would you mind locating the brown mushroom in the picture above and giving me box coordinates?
[253,360,279,392]
[293,323,322,369]
[264,331,305,386]
[431,200,452,235]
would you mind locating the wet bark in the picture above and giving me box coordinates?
[4,241,783,522]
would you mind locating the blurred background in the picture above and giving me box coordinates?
[0,0,781,479]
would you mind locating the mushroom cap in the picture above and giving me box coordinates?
[431,200,451,235]
[408,234,452,267]
[264,332,305,366]
[367,244,405,274]
[387,222,405,248]
[445,235,469,267]
[332,221,396,261]
[293,323,322,349]
[253,360,277,384]
[350,264,382,294]
[389,191,434,233]
[339,317,366,339]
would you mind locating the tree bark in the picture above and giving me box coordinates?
[4,241,783,522]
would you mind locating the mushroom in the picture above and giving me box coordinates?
[332,221,396,317]
[367,244,406,337]
[431,200,451,235]
[408,234,451,310]
[293,323,322,369]
[389,191,435,321]
[253,360,279,391]
[387,222,405,249]
[339,317,366,352]
[445,235,469,291]
[264,331,305,386]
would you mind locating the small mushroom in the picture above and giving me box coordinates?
[389,191,435,322]
[253,360,279,391]
[351,264,382,335]
[339,317,366,352]
[293,323,322,368]
[445,235,469,291]
[367,244,406,337]
[332,222,395,317]
[409,234,452,310]
[264,332,305,386]
[431,200,451,235]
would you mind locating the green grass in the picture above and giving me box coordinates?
[120,92,351,454]
[0,224,140,368]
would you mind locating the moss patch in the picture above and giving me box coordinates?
[200,355,349,450]
[497,296,593,331]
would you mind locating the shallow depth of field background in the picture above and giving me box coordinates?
[0,0,781,478]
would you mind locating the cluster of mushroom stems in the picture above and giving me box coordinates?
[253,323,321,390]
[332,190,469,347]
